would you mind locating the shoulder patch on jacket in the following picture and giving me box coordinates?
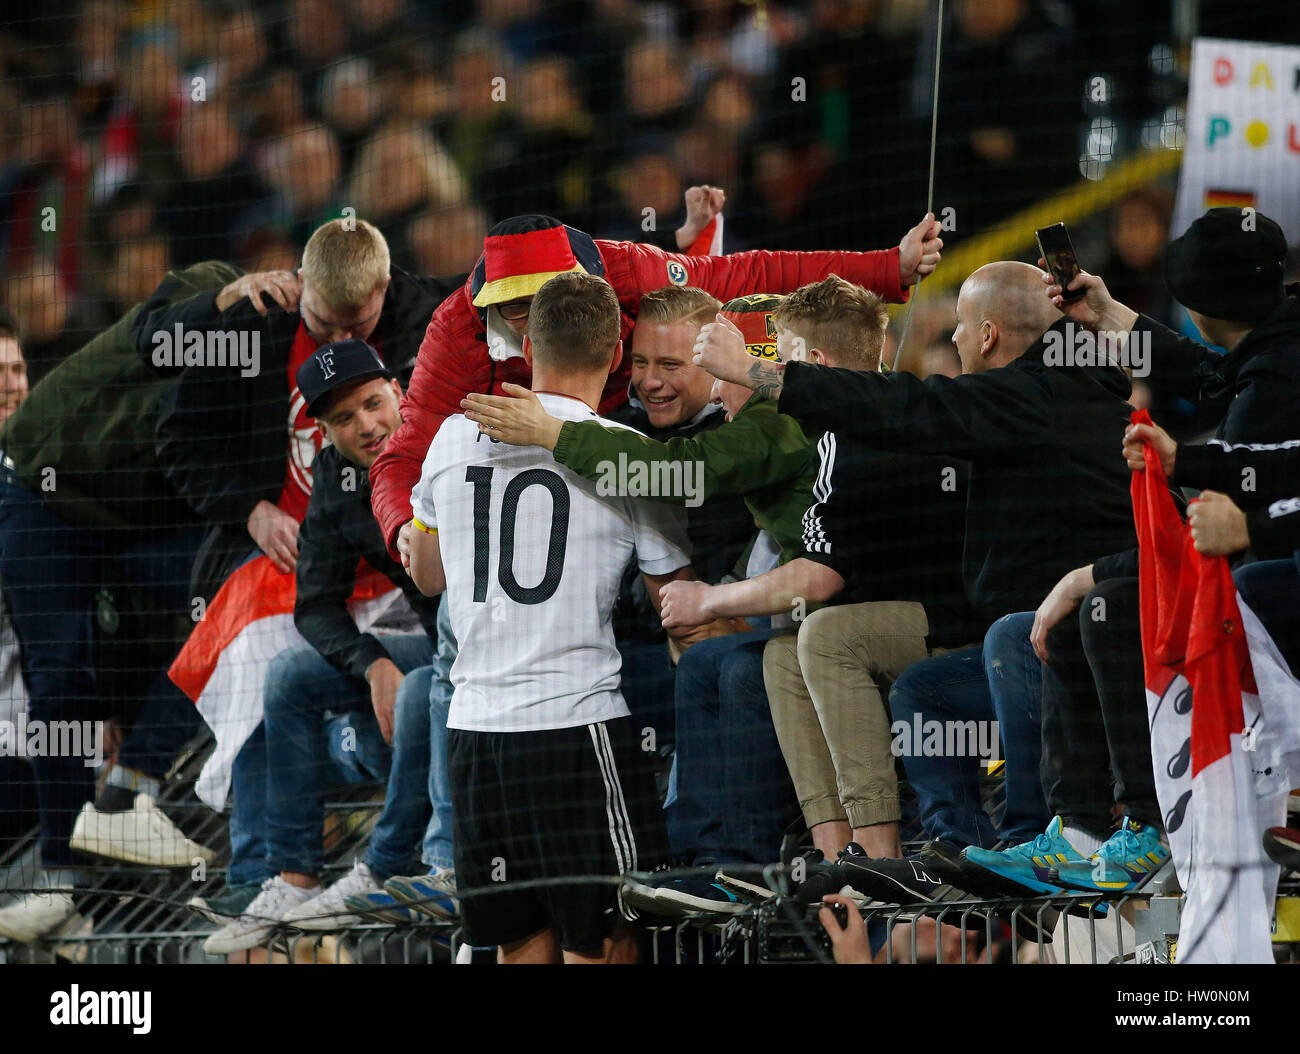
[667,260,688,286]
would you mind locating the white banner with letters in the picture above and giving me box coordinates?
[1172,38,1300,242]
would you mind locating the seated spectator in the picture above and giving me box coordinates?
[318,56,382,173]
[0,311,29,425]
[284,0,350,96]
[1014,211,1299,896]
[408,203,488,279]
[158,101,274,267]
[482,56,605,230]
[264,124,346,250]
[598,285,759,743]
[192,4,267,98]
[598,137,689,248]
[204,342,449,954]
[442,30,514,185]
[2,91,90,298]
[94,39,184,206]
[621,39,692,137]
[102,236,171,318]
[4,256,104,385]
[694,261,1139,899]
[0,311,31,855]
[71,0,124,132]
[347,121,469,273]
[654,287,975,904]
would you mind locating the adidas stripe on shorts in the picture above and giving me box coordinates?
[449,715,668,952]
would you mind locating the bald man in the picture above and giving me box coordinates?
[694,261,1138,893]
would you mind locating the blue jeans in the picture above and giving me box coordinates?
[0,477,203,868]
[889,612,1046,850]
[227,633,432,881]
[367,595,457,876]
[666,628,797,865]
[1235,559,1300,677]
[616,637,677,751]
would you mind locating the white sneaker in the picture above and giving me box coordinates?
[0,890,78,943]
[202,876,320,955]
[281,860,382,931]
[71,794,216,867]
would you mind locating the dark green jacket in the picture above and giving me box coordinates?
[553,397,818,563]
[0,261,240,531]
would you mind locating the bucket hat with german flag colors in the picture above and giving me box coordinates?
[719,293,785,361]
[470,215,606,311]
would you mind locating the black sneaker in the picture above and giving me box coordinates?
[713,865,778,905]
[916,839,982,891]
[790,849,857,904]
[1265,826,1300,873]
[835,843,949,904]
[630,873,747,917]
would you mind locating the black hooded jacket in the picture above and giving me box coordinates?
[1093,286,1300,580]
[132,265,463,599]
[776,317,1138,623]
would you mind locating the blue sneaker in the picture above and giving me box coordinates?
[1048,818,1171,893]
[962,816,1088,896]
[343,889,418,925]
[384,868,460,921]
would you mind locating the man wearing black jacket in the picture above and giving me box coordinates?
[1124,418,1300,665]
[205,341,445,955]
[693,260,1139,884]
[135,217,463,601]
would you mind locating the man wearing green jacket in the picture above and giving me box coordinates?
[0,260,241,942]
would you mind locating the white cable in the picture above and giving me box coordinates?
[892,0,945,372]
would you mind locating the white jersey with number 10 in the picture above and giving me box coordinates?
[410,393,691,734]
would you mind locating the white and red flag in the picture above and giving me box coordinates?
[170,554,401,810]
[1133,409,1297,963]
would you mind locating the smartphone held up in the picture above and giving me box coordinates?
[1035,222,1085,304]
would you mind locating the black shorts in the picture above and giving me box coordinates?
[449,716,668,953]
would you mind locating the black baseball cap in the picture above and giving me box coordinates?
[1165,207,1288,324]
[297,338,393,418]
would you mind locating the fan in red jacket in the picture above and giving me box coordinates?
[371,210,944,555]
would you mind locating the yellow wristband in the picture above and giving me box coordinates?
[412,517,437,535]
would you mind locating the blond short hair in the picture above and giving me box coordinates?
[637,286,721,330]
[772,276,889,370]
[301,218,391,312]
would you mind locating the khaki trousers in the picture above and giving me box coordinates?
[762,601,931,829]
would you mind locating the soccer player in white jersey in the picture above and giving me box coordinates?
[406,271,696,963]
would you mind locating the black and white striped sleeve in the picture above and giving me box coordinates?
[800,431,852,575]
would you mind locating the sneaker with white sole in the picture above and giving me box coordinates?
[186,881,264,925]
[71,794,215,867]
[202,876,319,955]
[281,860,382,931]
[384,867,459,921]
[0,890,79,943]
[343,890,418,925]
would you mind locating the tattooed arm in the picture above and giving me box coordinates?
[693,313,785,399]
